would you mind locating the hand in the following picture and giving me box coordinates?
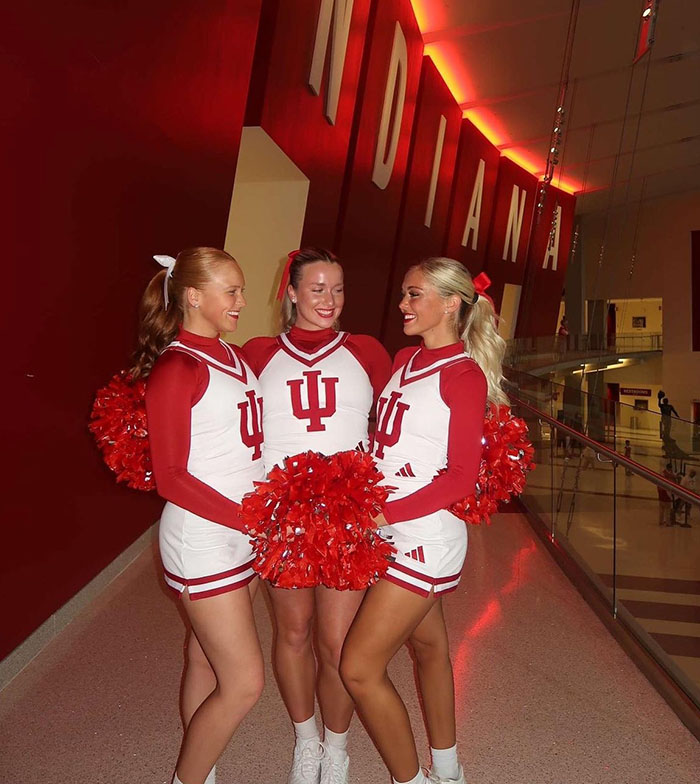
[372,512,391,528]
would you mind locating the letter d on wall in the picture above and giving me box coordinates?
[371,21,408,190]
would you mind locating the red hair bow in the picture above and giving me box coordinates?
[276,250,300,301]
[472,271,494,308]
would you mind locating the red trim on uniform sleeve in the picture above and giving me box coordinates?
[344,334,392,403]
[241,336,280,376]
[145,351,246,532]
[383,360,487,524]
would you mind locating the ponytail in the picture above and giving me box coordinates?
[459,295,508,406]
[130,270,181,379]
[412,257,508,406]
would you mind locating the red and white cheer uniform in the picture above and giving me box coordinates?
[243,326,391,471]
[373,343,487,596]
[146,329,265,599]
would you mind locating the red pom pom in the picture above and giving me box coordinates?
[89,371,155,491]
[241,450,395,590]
[448,404,535,526]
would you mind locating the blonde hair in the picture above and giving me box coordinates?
[413,257,508,406]
[130,247,238,379]
[280,247,341,332]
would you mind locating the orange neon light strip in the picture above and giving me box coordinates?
[414,4,582,194]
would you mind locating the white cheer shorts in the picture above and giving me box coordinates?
[381,509,467,597]
[159,503,255,600]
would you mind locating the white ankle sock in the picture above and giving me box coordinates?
[431,744,459,780]
[392,770,425,784]
[172,764,215,784]
[293,716,320,744]
[324,726,348,757]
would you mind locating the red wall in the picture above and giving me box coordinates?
[3,0,577,660]
[381,57,462,354]
[482,158,538,311]
[516,185,576,337]
[247,0,373,248]
[444,120,501,275]
[2,1,261,659]
[334,0,424,335]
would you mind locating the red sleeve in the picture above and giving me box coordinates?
[241,336,279,376]
[392,346,418,374]
[383,361,487,524]
[145,351,245,532]
[345,334,393,402]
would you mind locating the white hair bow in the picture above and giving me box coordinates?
[153,255,176,308]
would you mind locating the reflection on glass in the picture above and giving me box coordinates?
[505,367,700,709]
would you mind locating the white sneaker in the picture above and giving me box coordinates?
[320,744,349,784]
[428,765,466,784]
[288,739,324,784]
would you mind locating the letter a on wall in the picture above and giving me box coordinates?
[502,184,527,262]
[542,204,562,270]
[461,157,485,250]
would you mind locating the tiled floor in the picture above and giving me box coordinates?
[1,514,699,784]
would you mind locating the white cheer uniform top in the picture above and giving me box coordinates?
[165,340,265,499]
[145,329,265,530]
[243,326,391,471]
[373,343,488,525]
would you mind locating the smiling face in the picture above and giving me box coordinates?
[185,261,246,336]
[290,261,344,331]
[399,267,461,347]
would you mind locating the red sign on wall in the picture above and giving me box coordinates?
[516,184,575,337]
[247,0,373,248]
[335,0,424,335]
[444,119,501,276]
[621,387,652,397]
[381,56,462,352]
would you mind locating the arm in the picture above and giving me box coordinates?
[145,351,246,531]
[241,336,279,377]
[383,362,488,524]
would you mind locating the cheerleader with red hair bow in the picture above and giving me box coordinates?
[243,248,392,784]
[340,258,509,784]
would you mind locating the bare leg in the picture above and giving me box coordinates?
[340,580,438,783]
[175,588,264,784]
[181,579,259,728]
[181,633,216,728]
[409,599,455,750]
[315,586,365,733]
[268,585,317,722]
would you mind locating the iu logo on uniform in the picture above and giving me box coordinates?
[238,390,264,460]
[287,370,339,432]
[374,391,410,459]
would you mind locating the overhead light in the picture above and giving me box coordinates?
[642,7,652,18]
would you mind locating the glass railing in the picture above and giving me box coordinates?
[505,367,699,479]
[506,381,700,710]
[506,332,663,369]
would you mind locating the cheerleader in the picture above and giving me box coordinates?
[243,248,391,784]
[340,258,507,784]
[133,248,265,784]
